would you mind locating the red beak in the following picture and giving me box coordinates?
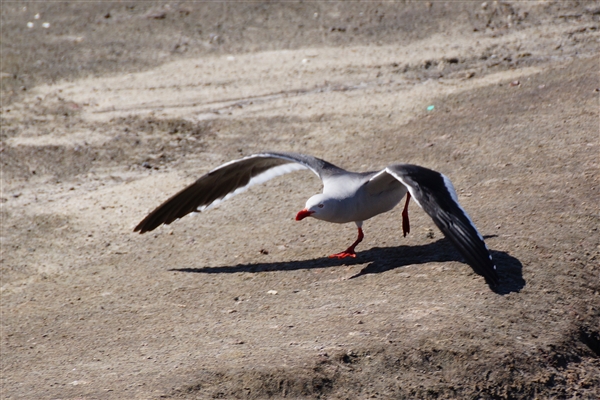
[295,209,314,221]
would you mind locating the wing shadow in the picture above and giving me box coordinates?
[172,238,524,295]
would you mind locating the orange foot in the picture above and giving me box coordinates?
[328,250,357,259]
[328,228,364,259]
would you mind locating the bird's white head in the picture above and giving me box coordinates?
[295,194,335,221]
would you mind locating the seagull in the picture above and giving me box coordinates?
[134,152,498,286]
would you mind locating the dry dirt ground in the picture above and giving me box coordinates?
[1,2,599,399]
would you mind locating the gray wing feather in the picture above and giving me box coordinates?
[134,152,344,233]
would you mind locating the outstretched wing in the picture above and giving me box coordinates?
[134,152,343,233]
[383,164,499,286]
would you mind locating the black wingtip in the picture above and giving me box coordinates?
[133,223,146,234]
[467,255,499,287]
[484,267,500,287]
[133,211,173,234]
[133,208,172,233]
[133,220,152,234]
[454,239,499,287]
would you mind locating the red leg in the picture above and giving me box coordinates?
[402,192,411,237]
[329,227,364,259]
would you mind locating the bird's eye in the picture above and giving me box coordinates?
[318,204,324,208]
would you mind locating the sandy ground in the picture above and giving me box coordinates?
[2,2,599,399]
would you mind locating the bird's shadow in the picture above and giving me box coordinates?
[172,237,524,295]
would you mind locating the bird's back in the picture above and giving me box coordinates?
[322,171,406,223]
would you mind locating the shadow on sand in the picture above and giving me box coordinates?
[172,237,524,295]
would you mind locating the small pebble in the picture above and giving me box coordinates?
[267,290,278,295]
[146,11,166,19]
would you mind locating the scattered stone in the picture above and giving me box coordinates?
[147,11,167,20]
